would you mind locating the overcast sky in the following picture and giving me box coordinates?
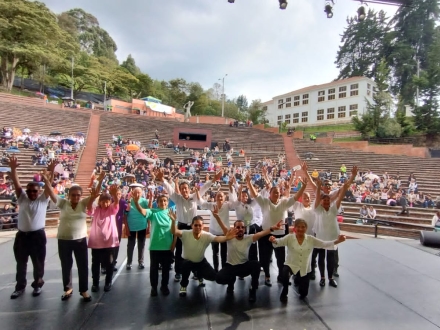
[41,0,397,102]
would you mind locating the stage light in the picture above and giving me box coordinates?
[324,1,334,18]
[228,0,235,3]
[357,4,366,21]
[279,0,288,9]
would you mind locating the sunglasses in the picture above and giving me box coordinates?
[70,194,81,197]
[235,226,245,229]
[324,184,331,187]
[193,224,203,227]
[26,190,39,193]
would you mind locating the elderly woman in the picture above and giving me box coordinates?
[45,171,106,302]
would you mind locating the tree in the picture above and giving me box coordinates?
[335,9,390,80]
[248,99,264,124]
[236,94,249,112]
[377,118,402,138]
[121,54,140,76]
[389,0,440,105]
[0,0,75,91]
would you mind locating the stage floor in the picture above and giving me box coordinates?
[0,237,439,330]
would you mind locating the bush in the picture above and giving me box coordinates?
[377,118,402,138]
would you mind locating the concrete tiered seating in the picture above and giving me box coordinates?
[0,101,91,227]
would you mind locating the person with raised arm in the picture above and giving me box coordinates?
[313,179,350,288]
[54,171,105,302]
[246,172,305,287]
[194,176,237,273]
[271,219,346,302]
[215,206,284,302]
[170,207,237,297]
[155,168,221,282]
[133,192,173,297]
[87,184,120,293]
[7,156,56,299]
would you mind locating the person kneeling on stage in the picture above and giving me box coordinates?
[170,209,237,297]
[215,211,284,302]
[270,219,346,302]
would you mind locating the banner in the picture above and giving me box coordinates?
[145,101,174,114]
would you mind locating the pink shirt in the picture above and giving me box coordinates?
[88,204,120,249]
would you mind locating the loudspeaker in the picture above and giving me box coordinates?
[420,231,440,247]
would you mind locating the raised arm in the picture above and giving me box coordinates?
[314,179,322,209]
[245,173,258,198]
[301,161,316,190]
[87,186,101,212]
[133,195,148,216]
[46,159,57,188]
[109,184,120,207]
[7,156,22,198]
[41,170,57,203]
[336,181,350,209]
[293,177,308,201]
[169,209,183,237]
[212,205,228,235]
[253,220,283,242]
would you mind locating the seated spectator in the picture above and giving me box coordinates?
[433,211,440,230]
[407,190,417,207]
[358,205,368,224]
[0,204,13,229]
[367,206,377,221]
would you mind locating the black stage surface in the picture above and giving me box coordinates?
[0,237,439,330]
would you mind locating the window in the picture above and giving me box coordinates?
[277,116,282,120]
[327,113,334,119]
[339,92,346,98]
[278,99,284,104]
[317,110,324,121]
[338,106,346,118]
[263,106,268,111]
[367,83,371,90]
[317,115,324,121]
[350,83,359,90]
[350,90,359,96]
[303,94,309,99]
[286,103,292,108]
[293,113,299,118]
[294,96,300,101]
[285,119,291,124]
[327,108,335,113]
[286,97,292,102]
[285,114,291,119]
[367,90,371,96]
[349,104,358,116]
[317,109,324,115]
[328,88,335,94]
[277,120,282,125]
[294,101,300,106]
[339,86,346,92]
[303,99,309,105]
[328,94,335,100]
[318,96,325,102]
[302,111,308,117]
[301,117,308,123]
[318,91,325,96]
[278,104,283,109]
[293,118,299,123]
[338,112,346,118]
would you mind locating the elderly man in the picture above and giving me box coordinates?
[155,169,221,282]
[7,156,55,299]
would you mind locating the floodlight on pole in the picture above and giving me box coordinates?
[279,0,288,9]
[219,74,228,117]
[324,1,334,18]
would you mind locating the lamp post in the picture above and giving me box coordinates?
[70,56,74,99]
[219,74,227,117]
[416,57,420,106]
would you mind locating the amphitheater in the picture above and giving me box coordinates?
[2,92,440,330]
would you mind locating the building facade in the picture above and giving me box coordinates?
[262,76,376,127]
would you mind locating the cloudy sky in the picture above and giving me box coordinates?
[41,0,397,102]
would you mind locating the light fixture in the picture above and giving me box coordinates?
[228,0,235,3]
[324,1,334,18]
[357,4,366,21]
[279,0,288,9]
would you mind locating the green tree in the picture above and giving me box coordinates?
[377,118,402,138]
[236,94,249,112]
[335,9,390,79]
[0,0,75,91]
[121,54,140,76]
[248,99,264,124]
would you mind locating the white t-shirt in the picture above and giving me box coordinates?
[199,199,236,235]
[255,195,296,235]
[181,230,215,263]
[313,204,340,241]
[292,201,315,235]
[57,196,90,240]
[226,235,254,265]
[17,192,49,232]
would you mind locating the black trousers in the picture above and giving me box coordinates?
[113,227,122,266]
[174,223,191,274]
[150,250,172,288]
[316,248,336,279]
[211,240,227,272]
[181,258,216,287]
[58,238,89,293]
[334,248,339,271]
[92,248,115,286]
[311,248,318,273]
[246,224,261,261]
[283,266,310,297]
[127,229,146,264]
[259,227,288,278]
[13,229,46,291]
[216,261,260,289]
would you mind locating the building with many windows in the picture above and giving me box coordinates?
[261,76,376,127]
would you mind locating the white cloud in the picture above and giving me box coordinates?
[41,0,397,102]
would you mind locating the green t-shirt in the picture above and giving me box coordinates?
[127,198,149,232]
[146,208,173,251]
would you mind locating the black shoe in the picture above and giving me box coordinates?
[61,290,73,301]
[333,271,339,278]
[126,264,132,270]
[248,288,256,302]
[151,288,158,297]
[113,266,118,272]
[101,268,106,275]
[138,263,145,269]
[80,292,92,302]
[319,279,326,287]
[265,278,272,287]
[91,285,99,292]
[227,284,234,294]
[299,295,307,300]
[104,283,112,292]
[160,286,170,296]
[310,272,316,280]
[32,287,42,297]
[329,279,338,288]
[11,289,25,299]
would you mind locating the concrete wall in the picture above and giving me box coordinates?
[330,140,429,158]
[188,116,234,125]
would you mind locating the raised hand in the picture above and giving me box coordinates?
[213,169,223,182]
[262,166,268,176]
[90,186,100,199]
[109,184,119,196]
[40,169,51,183]
[351,165,358,176]
[301,161,308,172]
[168,209,177,221]
[97,171,106,181]
[147,189,153,200]
[225,228,238,240]
[211,204,219,216]
[205,173,210,182]
[154,168,164,182]
[46,159,58,173]
[269,236,277,243]
[300,177,308,186]
[7,156,20,170]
